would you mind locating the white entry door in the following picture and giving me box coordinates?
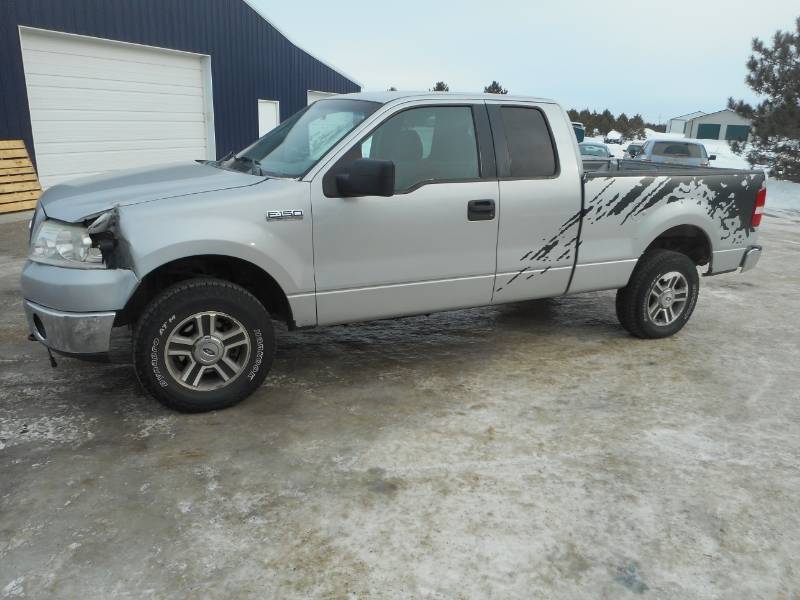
[20,27,212,188]
[257,100,280,136]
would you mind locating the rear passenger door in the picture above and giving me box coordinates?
[487,102,583,302]
[311,101,500,326]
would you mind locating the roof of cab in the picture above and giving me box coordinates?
[332,90,557,105]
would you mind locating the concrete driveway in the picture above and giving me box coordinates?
[1,211,799,598]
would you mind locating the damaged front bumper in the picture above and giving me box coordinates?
[20,260,140,356]
[24,300,116,355]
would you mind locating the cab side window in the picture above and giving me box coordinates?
[355,106,480,192]
[499,107,557,178]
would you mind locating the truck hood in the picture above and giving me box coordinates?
[39,162,267,223]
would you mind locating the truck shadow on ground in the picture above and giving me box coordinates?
[22,294,625,416]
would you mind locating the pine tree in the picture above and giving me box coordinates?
[615,113,630,137]
[578,109,593,131]
[432,81,449,92]
[729,16,800,181]
[484,81,508,94]
[600,109,615,134]
[629,114,646,139]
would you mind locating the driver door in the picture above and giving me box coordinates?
[310,101,500,326]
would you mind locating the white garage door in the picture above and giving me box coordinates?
[20,28,212,188]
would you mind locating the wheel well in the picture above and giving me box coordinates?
[644,225,711,267]
[117,255,293,328]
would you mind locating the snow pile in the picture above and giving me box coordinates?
[644,128,684,140]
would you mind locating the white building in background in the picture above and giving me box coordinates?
[667,111,706,134]
[683,109,752,142]
[667,109,752,142]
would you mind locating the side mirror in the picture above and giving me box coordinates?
[709,155,717,161]
[336,159,395,197]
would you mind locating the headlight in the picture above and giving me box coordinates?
[30,219,105,268]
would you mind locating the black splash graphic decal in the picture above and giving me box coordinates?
[526,265,551,280]
[496,171,761,293]
[583,173,759,243]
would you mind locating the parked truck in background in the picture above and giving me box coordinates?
[22,92,766,412]
[571,121,586,142]
[635,139,715,167]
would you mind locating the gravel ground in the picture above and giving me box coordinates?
[1,209,799,599]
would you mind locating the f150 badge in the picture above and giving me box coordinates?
[266,210,304,221]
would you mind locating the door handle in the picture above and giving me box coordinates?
[467,199,495,221]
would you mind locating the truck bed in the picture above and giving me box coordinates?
[583,157,759,176]
[576,161,764,276]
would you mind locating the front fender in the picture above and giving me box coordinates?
[117,179,314,298]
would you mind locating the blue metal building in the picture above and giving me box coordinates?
[0,0,360,187]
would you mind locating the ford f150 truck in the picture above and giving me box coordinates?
[21,92,765,412]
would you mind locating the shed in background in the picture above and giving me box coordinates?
[666,111,706,135]
[684,109,752,142]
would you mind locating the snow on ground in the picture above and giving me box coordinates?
[765,178,800,212]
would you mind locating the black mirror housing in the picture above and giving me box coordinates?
[709,155,717,161]
[336,159,395,197]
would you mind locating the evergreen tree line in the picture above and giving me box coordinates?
[565,109,662,139]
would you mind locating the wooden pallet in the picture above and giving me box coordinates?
[0,140,41,214]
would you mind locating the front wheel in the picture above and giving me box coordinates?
[133,278,275,412]
[615,249,699,339]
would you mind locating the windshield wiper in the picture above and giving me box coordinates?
[216,151,234,164]
[211,152,264,176]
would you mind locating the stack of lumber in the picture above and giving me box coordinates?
[0,140,41,214]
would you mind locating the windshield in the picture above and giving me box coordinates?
[580,144,609,157]
[222,99,380,178]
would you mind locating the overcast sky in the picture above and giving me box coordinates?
[252,0,798,123]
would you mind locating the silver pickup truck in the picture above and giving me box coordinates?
[21,92,765,412]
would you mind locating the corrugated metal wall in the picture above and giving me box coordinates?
[0,0,360,165]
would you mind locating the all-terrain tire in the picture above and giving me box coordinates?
[615,250,700,339]
[133,278,275,412]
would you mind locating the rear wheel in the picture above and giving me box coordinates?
[133,278,275,412]
[615,249,699,339]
